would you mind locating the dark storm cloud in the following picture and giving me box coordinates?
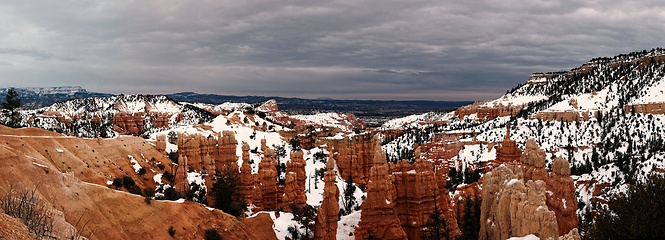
[1,0,664,100]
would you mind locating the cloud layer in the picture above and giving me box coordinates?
[1,1,664,100]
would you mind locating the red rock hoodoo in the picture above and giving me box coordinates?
[285,150,307,208]
[355,146,407,240]
[495,123,522,165]
[391,156,461,240]
[256,148,279,211]
[315,157,340,240]
[239,143,256,205]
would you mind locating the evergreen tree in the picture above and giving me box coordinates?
[2,89,21,111]
[2,89,21,127]
[211,165,247,217]
[459,197,480,240]
[288,204,316,240]
[589,174,665,239]
[342,173,357,215]
[422,206,448,240]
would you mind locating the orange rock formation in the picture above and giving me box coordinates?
[481,138,580,239]
[315,158,340,240]
[239,143,256,205]
[318,134,381,185]
[495,123,522,165]
[546,157,579,235]
[256,148,279,211]
[175,131,238,174]
[283,150,307,208]
[355,146,407,240]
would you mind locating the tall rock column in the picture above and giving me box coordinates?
[239,143,255,205]
[257,148,279,210]
[392,158,441,240]
[315,158,340,240]
[283,150,307,208]
[546,157,579,235]
[155,134,167,154]
[355,146,407,240]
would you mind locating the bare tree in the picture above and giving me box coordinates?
[0,184,55,238]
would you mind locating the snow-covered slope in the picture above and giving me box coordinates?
[379,48,665,230]
[2,94,216,138]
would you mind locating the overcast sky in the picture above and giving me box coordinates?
[0,1,664,101]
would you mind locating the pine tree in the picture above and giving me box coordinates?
[2,89,21,127]
[342,173,357,215]
[459,197,480,240]
[2,89,21,111]
[422,206,448,240]
[590,174,665,238]
[211,165,247,217]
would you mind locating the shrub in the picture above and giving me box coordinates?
[128,185,142,196]
[122,176,135,188]
[186,182,207,205]
[161,186,181,201]
[143,188,155,204]
[211,165,247,218]
[204,228,223,240]
[112,177,123,189]
[137,167,147,175]
[168,226,176,237]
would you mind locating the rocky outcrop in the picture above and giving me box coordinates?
[175,131,238,174]
[281,172,304,208]
[482,138,580,239]
[519,139,579,235]
[256,148,279,211]
[454,102,523,120]
[155,134,167,154]
[533,110,593,122]
[355,146,407,240]
[318,133,381,185]
[495,123,522,165]
[113,112,146,135]
[479,164,559,240]
[625,102,665,114]
[315,158,340,240]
